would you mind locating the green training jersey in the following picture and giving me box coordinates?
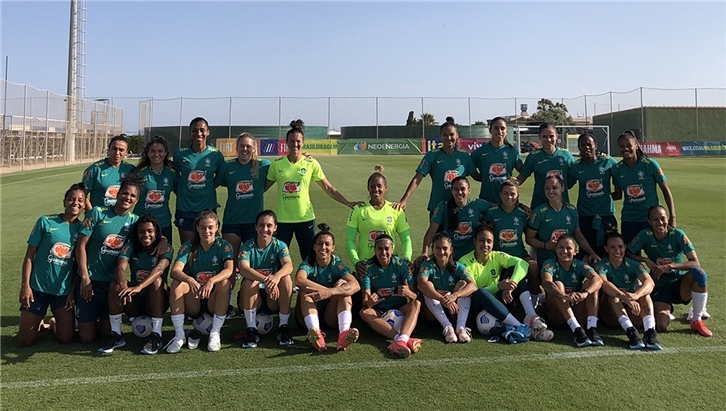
[118,242,173,294]
[612,157,666,222]
[431,198,493,260]
[417,259,472,293]
[594,257,647,293]
[528,202,580,263]
[267,156,325,223]
[568,155,618,217]
[237,237,290,277]
[483,205,529,258]
[133,165,178,228]
[362,256,412,309]
[541,258,594,291]
[175,237,234,285]
[298,255,351,288]
[216,158,271,225]
[519,148,574,208]
[470,143,522,203]
[627,228,694,287]
[82,159,135,208]
[27,214,82,296]
[458,250,528,293]
[173,145,224,213]
[347,200,410,263]
[415,149,476,212]
[80,206,138,282]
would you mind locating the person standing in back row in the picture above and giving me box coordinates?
[396,116,476,217]
[266,119,360,261]
[82,135,135,211]
[470,117,523,204]
[173,117,225,245]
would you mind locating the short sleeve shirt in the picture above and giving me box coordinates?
[613,157,667,222]
[119,242,173,290]
[82,159,135,208]
[415,149,477,212]
[594,257,647,293]
[417,260,472,293]
[26,214,82,296]
[483,205,529,258]
[347,200,410,262]
[431,198,493,260]
[361,256,412,308]
[133,165,178,228]
[267,156,325,223]
[519,148,575,208]
[237,237,290,277]
[175,237,234,285]
[217,158,271,225]
[568,155,618,217]
[627,228,694,286]
[173,145,225,213]
[541,258,594,290]
[528,202,580,263]
[459,250,527,292]
[80,207,138,282]
[297,255,351,288]
[470,143,522,203]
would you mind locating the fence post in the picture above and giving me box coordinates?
[22,84,27,170]
[327,97,331,139]
[45,90,49,168]
[467,97,471,138]
[584,95,588,125]
[421,97,424,140]
[278,97,282,140]
[228,97,232,139]
[639,87,645,141]
[695,88,699,142]
[178,97,183,149]
[375,97,379,139]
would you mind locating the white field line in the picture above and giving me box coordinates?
[316,159,341,169]
[1,170,80,186]
[2,345,724,389]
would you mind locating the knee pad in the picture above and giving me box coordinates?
[690,267,707,288]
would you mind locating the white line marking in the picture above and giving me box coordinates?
[2,170,80,185]
[316,159,341,169]
[2,345,724,389]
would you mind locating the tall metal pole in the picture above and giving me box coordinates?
[609,92,613,153]
[228,97,232,139]
[375,97,379,139]
[421,97,424,140]
[327,97,331,139]
[178,97,183,148]
[695,88,699,142]
[584,95,588,125]
[22,85,27,170]
[467,97,471,138]
[2,56,8,169]
[278,97,282,140]
[66,0,77,162]
[639,87,645,141]
[45,90,49,168]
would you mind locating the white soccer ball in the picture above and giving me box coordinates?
[256,312,274,335]
[381,309,404,333]
[131,315,152,338]
[475,310,502,336]
[193,313,214,336]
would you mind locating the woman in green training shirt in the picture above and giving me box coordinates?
[133,135,178,245]
[82,134,135,210]
[173,117,225,245]
[347,165,412,279]
[397,116,476,216]
[612,130,676,245]
[470,117,523,203]
[266,119,359,261]
[19,183,86,347]
[517,123,575,208]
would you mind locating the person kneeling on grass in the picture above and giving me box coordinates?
[626,205,712,337]
[459,223,553,343]
[100,214,172,355]
[295,223,361,352]
[596,231,660,350]
[416,232,478,343]
[165,210,234,353]
[541,235,604,348]
[359,234,422,358]
[237,210,295,348]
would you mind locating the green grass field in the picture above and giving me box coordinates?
[1,156,725,410]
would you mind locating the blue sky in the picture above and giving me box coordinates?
[2,1,725,132]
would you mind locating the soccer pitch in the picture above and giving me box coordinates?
[1,156,724,410]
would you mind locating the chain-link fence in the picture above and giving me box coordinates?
[137,88,725,141]
[1,80,124,170]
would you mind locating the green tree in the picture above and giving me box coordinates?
[409,112,438,126]
[127,134,144,154]
[531,98,574,125]
[473,121,487,126]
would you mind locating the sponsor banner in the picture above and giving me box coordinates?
[424,138,490,154]
[259,140,279,156]
[302,139,338,155]
[277,140,289,156]
[337,139,423,155]
[639,142,681,157]
[215,139,237,157]
[680,141,726,156]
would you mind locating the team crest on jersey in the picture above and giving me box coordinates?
[163,177,169,185]
[327,273,332,283]
[571,272,577,283]
[598,165,606,174]
[667,244,672,252]
[566,215,571,224]
[468,208,475,217]
[136,270,150,282]
[282,181,300,194]
[456,158,461,165]
[623,273,630,283]
[391,272,397,282]
[626,185,645,199]
[637,171,644,179]
[387,216,393,223]
[448,275,454,284]
[490,269,496,277]
[489,163,507,176]
[196,271,214,285]
[550,229,567,242]
[503,151,509,159]
[300,168,307,175]
[513,217,520,225]
[205,158,211,166]
[559,157,564,165]
[151,256,158,266]
[212,256,218,265]
[368,230,385,242]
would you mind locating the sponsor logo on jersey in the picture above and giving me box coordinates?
[550,229,568,243]
[656,257,673,266]
[196,271,214,285]
[47,242,73,266]
[626,184,646,203]
[489,163,507,176]
[455,222,472,235]
[585,179,604,197]
[283,181,300,194]
[444,170,459,183]
[136,270,150,283]
[256,269,271,277]
[101,234,125,256]
[377,288,394,297]
[235,180,254,200]
[499,229,517,246]
[105,185,120,199]
[368,230,386,242]
[145,190,165,209]
[188,170,207,189]
[546,170,562,179]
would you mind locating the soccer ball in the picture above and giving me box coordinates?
[256,312,274,335]
[381,309,404,333]
[475,310,502,336]
[131,315,152,338]
[193,313,214,336]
